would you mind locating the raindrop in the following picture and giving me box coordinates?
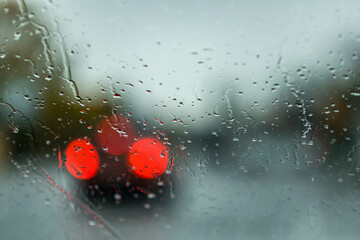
[14,32,21,40]
[88,220,96,226]
[114,193,121,200]
[350,91,360,97]
[147,193,156,199]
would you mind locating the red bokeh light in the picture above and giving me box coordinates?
[64,138,100,180]
[96,114,136,155]
[128,137,169,179]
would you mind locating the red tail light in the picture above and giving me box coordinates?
[63,138,100,180]
[95,114,136,155]
[128,137,169,179]
[60,116,170,182]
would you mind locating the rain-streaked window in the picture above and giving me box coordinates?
[1,0,360,239]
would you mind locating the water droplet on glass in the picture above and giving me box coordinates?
[14,32,21,40]
[350,91,360,96]
[114,193,121,200]
[88,220,96,226]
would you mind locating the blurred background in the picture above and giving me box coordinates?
[1,0,360,239]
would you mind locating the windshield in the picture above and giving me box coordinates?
[1,0,360,239]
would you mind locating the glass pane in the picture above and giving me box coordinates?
[1,0,360,239]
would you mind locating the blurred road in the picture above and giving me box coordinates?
[2,132,360,240]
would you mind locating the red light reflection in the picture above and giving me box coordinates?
[128,137,169,179]
[96,114,136,155]
[64,138,100,180]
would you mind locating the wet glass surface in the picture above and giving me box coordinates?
[1,0,360,239]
